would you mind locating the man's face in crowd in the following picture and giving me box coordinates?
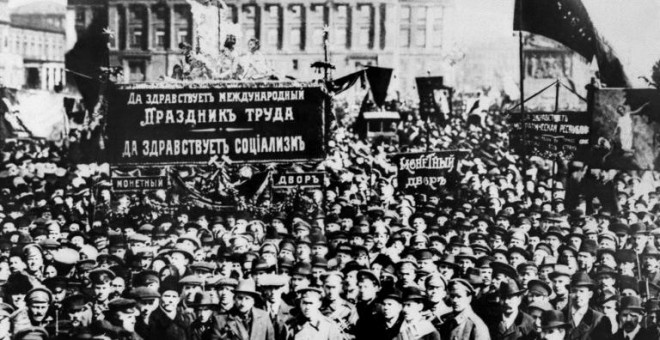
[68,308,87,326]
[196,305,214,322]
[402,301,423,321]
[357,279,378,302]
[234,293,255,314]
[541,328,566,340]
[8,256,25,273]
[620,309,642,333]
[552,276,570,297]
[161,291,180,313]
[500,294,522,316]
[137,298,158,319]
[296,244,311,260]
[634,234,648,251]
[117,310,137,332]
[182,284,202,302]
[28,302,49,322]
[291,275,310,292]
[399,266,416,286]
[448,285,471,312]
[323,275,342,301]
[438,264,455,281]
[577,252,594,271]
[26,253,44,273]
[170,252,189,270]
[94,282,111,302]
[381,298,402,321]
[217,285,234,307]
[177,214,189,225]
[572,287,592,307]
[299,292,321,320]
[427,283,446,303]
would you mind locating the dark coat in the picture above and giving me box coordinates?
[612,327,656,340]
[265,302,294,338]
[147,307,194,340]
[354,300,380,340]
[564,308,612,340]
[490,311,537,340]
[209,307,276,340]
[190,318,215,340]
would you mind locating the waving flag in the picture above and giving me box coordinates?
[514,0,630,87]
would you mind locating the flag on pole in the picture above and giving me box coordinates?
[513,0,630,87]
[365,67,393,108]
[328,70,366,95]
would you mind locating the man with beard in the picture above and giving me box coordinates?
[565,272,612,340]
[282,287,343,340]
[93,298,142,340]
[148,278,194,340]
[190,291,220,340]
[129,287,160,340]
[612,296,655,340]
[354,270,381,340]
[210,278,275,340]
[320,272,358,339]
[489,279,535,340]
[259,274,293,337]
[438,279,490,340]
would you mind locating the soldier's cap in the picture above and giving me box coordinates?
[401,286,425,303]
[88,268,116,283]
[108,298,138,315]
[26,287,52,304]
[297,287,323,298]
[257,274,288,288]
[62,294,88,312]
[42,276,67,292]
[448,278,475,296]
[12,326,49,340]
[527,279,552,297]
[491,261,518,281]
[190,261,216,273]
[132,270,159,287]
[320,271,345,281]
[128,287,160,301]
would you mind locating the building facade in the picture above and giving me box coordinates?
[0,0,66,90]
[68,0,452,99]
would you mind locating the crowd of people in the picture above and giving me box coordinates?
[0,84,659,340]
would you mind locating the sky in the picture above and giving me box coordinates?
[9,0,65,7]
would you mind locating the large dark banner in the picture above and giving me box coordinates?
[509,111,590,156]
[393,151,466,194]
[106,82,327,165]
[416,77,452,122]
[583,88,660,170]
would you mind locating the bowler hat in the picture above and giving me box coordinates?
[540,310,569,330]
[499,278,525,297]
[402,286,425,302]
[620,295,645,312]
[570,271,595,288]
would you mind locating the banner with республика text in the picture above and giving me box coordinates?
[106,82,327,165]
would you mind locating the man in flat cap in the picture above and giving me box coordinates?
[423,274,451,328]
[259,274,293,337]
[12,287,54,333]
[282,287,343,340]
[190,291,220,340]
[148,278,194,340]
[354,270,381,340]
[128,287,160,340]
[439,279,490,340]
[12,326,49,340]
[320,272,358,339]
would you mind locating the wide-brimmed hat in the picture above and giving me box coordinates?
[499,278,525,297]
[620,295,644,312]
[191,291,220,307]
[234,279,262,302]
[570,271,595,289]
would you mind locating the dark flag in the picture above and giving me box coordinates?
[513,0,630,87]
[329,70,366,95]
[365,67,393,108]
[235,171,271,201]
[513,0,597,60]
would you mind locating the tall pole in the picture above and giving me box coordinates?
[323,26,330,83]
[518,2,526,157]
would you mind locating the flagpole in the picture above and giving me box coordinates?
[518,1,526,157]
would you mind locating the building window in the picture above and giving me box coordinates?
[128,61,146,82]
[430,7,443,48]
[333,5,348,49]
[131,30,142,48]
[156,29,166,47]
[177,29,189,45]
[415,28,426,47]
[400,6,411,48]
[400,28,410,48]
[413,7,427,48]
